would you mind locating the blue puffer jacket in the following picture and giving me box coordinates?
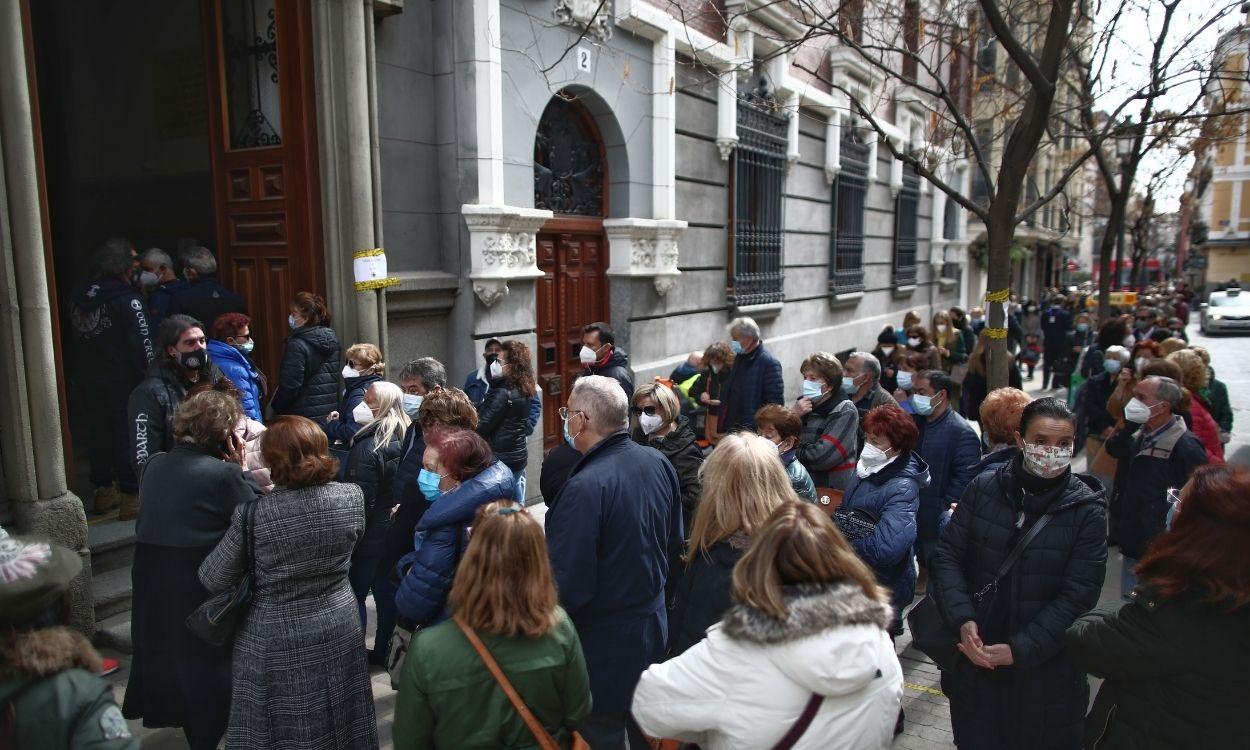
[840,451,929,629]
[206,340,261,420]
[394,460,516,626]
[914,408,982,545]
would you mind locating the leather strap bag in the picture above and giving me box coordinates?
[456,616,590,750]
[186,501,256,646]
[907,513,1054,671]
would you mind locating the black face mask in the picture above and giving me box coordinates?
[179,349,209,371]
[484,352,498,365]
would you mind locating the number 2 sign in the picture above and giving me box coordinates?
[576,46,592,73]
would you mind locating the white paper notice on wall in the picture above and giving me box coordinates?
[576,46,592,73]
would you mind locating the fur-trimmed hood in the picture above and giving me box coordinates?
[0,626,101,699]
[721,582,893,644]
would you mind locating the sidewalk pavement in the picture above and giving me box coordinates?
[106,374,1127,749]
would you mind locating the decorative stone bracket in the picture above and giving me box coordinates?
[462,204,553,307]
[603,218,688,296]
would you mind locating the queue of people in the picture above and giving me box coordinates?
[9,268,1246,750]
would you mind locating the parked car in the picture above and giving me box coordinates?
[1200,288,1250,334]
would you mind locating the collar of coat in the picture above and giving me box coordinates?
[569,430,632,477]
[0,626,101,681]
[720,582,892,644]
[1132,415,1188,459]
[864,449,912,486]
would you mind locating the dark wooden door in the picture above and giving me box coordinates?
[536,224,610,450]
[202,0,322,383]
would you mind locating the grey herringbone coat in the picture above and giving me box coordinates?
[199,482,379,750]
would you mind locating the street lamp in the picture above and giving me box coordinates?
[1113,120,1135,289]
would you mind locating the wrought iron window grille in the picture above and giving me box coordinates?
[830,127,870,295]
[729,83,789,308]
[223,0,282,149]
[893,168,920,287]
[533,97,606,217]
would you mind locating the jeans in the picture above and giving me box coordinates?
[1120,555,1139,601]
[349,516,392,632]
[513,468,527,504]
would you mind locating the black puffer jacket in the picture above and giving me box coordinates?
[381,424,430,583]
[634,417,704,537]
[344,421,406,521]
[270,324,341,421]
[1066,587,1250,750]
[475,383,531,472]
[930,459,1108,750]
[582,346,635,400]
[669,532,750,656]
[127,361,224,476]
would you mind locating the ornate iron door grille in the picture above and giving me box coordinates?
[729,97,788,308]
[533,97,606,217]
[830,127,870,295]
[894,167,920,286]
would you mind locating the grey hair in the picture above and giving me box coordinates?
[93,238,134,279]
[399,357,447,389]
[848,351,881,383]
[1104,345,1129,361]
[1148,376,1183,410]
[570,375,629,433]
[180,246,218,275]
[729,316,761,341]
[140,247,173,270]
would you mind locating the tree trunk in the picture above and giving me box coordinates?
[1096,180,1133,321]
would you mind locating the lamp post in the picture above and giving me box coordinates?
[1113,123,1134,289]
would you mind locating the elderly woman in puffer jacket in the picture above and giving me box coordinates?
[837,404,929,636]
[633,502,903,750]
[394,428,515,627]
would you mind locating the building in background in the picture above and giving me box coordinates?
[1187,13,1250,295]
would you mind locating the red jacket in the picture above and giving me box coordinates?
[1189,394,1224,464]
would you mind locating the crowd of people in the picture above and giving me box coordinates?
[3,243,1247,750]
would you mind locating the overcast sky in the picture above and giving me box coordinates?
[1093,0,1246,211]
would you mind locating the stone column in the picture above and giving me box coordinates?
[0,0,92,631]
[313,0,380,346]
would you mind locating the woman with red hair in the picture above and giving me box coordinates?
[836,404,929,636]
[1067,464,1250,749]
[206,312,262,421]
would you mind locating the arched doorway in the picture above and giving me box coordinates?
[533,94,610,450]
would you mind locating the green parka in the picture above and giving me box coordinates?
[0,627,137,749]
[393,608,592,749]
[1065,587,1250,750]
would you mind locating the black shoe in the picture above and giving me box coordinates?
[367,649,388,668]
[895,707,905,736]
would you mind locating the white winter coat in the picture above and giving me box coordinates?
[632,582,903,750]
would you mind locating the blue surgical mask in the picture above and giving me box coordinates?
[1103,359,1122,375]
[801,379,824,399]
[288,314,299,330]
[730,340,744,355]
[236,341,255,355]
[417,468,445,501]
[912,393,935,416]
[896,371,913,391]
[1076,323,1089,333]
[562,413,581,450]
[402,394,423,418]
[841,376,858,394]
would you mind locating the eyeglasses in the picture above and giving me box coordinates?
[558,407,585,421]
[630,405,659,417]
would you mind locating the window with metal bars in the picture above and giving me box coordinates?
[830,126,870,295]
[893,167,920,286]
[729,91,788,308]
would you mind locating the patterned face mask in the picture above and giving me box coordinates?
[1022,443,1073,479]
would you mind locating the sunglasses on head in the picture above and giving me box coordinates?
[630,405,659,416]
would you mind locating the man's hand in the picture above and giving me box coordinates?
[326,411,340,422]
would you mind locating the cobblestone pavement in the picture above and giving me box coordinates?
[110,318,1246,748]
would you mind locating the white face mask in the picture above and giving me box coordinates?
[352,400,375,426]
[489,359,504,379]
[880,346,895,357]
[907,337,922,348]
[578,345,599,365]
[1021,443,1073,479]
[639,412,665,435]
[856,443,894,477]
[936,324,948,333]
[342,365,361,379]
[1124,397,1156,424]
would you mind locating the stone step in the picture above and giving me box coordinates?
[87,518,136,574]
[96,611,133,653]
[92,566,132,621]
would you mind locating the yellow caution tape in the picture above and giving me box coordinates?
[355,277,401,292]
[352,247,386,259]
[904,681,946,697]
[985,327,1008,339]
[984,288,1011,303]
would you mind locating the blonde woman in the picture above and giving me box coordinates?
[344,381,412,658]
[326,342,386,446]
[633,502,904,750]
[1167,349,1224,463]
[669,433,794,655]
[633,381,704,536]
[393,501,592,749]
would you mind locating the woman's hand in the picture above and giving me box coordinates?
[326,411,340,422]
[794,397,813,417]
[699,391,711,405]
[982,644,1014,667]
[224,434,247,466]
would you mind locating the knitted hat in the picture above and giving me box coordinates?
[0,529,82,625]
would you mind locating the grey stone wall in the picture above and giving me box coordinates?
[627,59,961,400]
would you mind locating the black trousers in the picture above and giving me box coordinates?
[85,380,138,493]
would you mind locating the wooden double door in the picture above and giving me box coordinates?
[536,222,610,450]
[201,0,323,381]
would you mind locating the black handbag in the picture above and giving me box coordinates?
[832,505,879,543]
[186,502,256,647]
[907,513,1053,672]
